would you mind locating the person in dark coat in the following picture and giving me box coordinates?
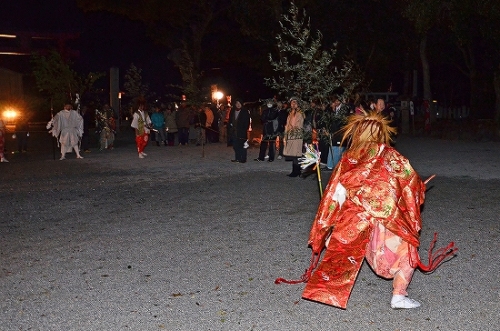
[227,99,251,163]
[195,107,207,146]
[176,101,190,145]
[15,113,30,153]
[318,96,347,169]
[81,106,92,152]
[255,100,279,162]
[276,101,289,159]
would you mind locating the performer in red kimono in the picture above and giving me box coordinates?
[300,111,456,309]
[131,102,151,158]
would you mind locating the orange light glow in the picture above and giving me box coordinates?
[3,109,18,120]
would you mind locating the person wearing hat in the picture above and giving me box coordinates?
[283,97,305,176]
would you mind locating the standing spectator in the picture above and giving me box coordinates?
[316,102,329,166]
[210,105,220,143]
[228,99,251,163]
[204,105,214,143]
[188,106,199,144]
[283,97,305,177]
[96,106,115,151]
[164,104,177,146]
[384,103,396,123]
[306,99,322,145]
[316,96,347,170]
[102,104,115,121]
[354,99,369,115]
[373,98,397,143]
[81,106,92,152]
[225,105,233,147]
[176,101,190,146]
[276,101,289,160]
[151,105,167,146]
[48,102,84,160]
[305,101,318,147]
[374,98,385,114]
[218,105,228,144]
[326,96,347,170]
[0,118,8,162]
[15,113,29,153]
[130,102,151,158]
[102,103,117,142]
[255,100,279,162]
[195,107,207,146]
[383,102,398,143]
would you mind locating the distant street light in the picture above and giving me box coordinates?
[3,109,18,120]
[118,92,124,120]
[213,91,224,107]
[214,91,223,100]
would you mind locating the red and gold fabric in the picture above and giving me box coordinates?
[302,142,425,308]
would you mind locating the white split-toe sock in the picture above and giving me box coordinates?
[391,295,421,309]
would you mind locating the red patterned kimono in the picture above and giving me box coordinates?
[302,142,426,308]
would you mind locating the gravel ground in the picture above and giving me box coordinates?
[1,130,499,331]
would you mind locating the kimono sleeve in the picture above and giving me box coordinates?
[307,165,344,253]
[382,149,426,248]
[51,113,62,138]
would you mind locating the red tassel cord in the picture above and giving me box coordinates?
[410,232,458,272]
[275,252,321,284]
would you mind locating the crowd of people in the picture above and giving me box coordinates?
[1,95,399,165]
[37,100,220,160]
[248,95,399,176]
[39,100,237,160]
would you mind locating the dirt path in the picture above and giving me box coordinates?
[1,132,499,330]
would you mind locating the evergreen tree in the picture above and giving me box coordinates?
[31,50,104,114]
[123,63,153,111]
[265,1,362,109]
[265,1,364,144]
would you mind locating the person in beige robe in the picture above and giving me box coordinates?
[283,97,305,177]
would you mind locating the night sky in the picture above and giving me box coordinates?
[0,1,277,103]
[0,1,183,97]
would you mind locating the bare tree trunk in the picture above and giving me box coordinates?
[420,35,432,132]
[420,35,432,102]
[466,42,482,120]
